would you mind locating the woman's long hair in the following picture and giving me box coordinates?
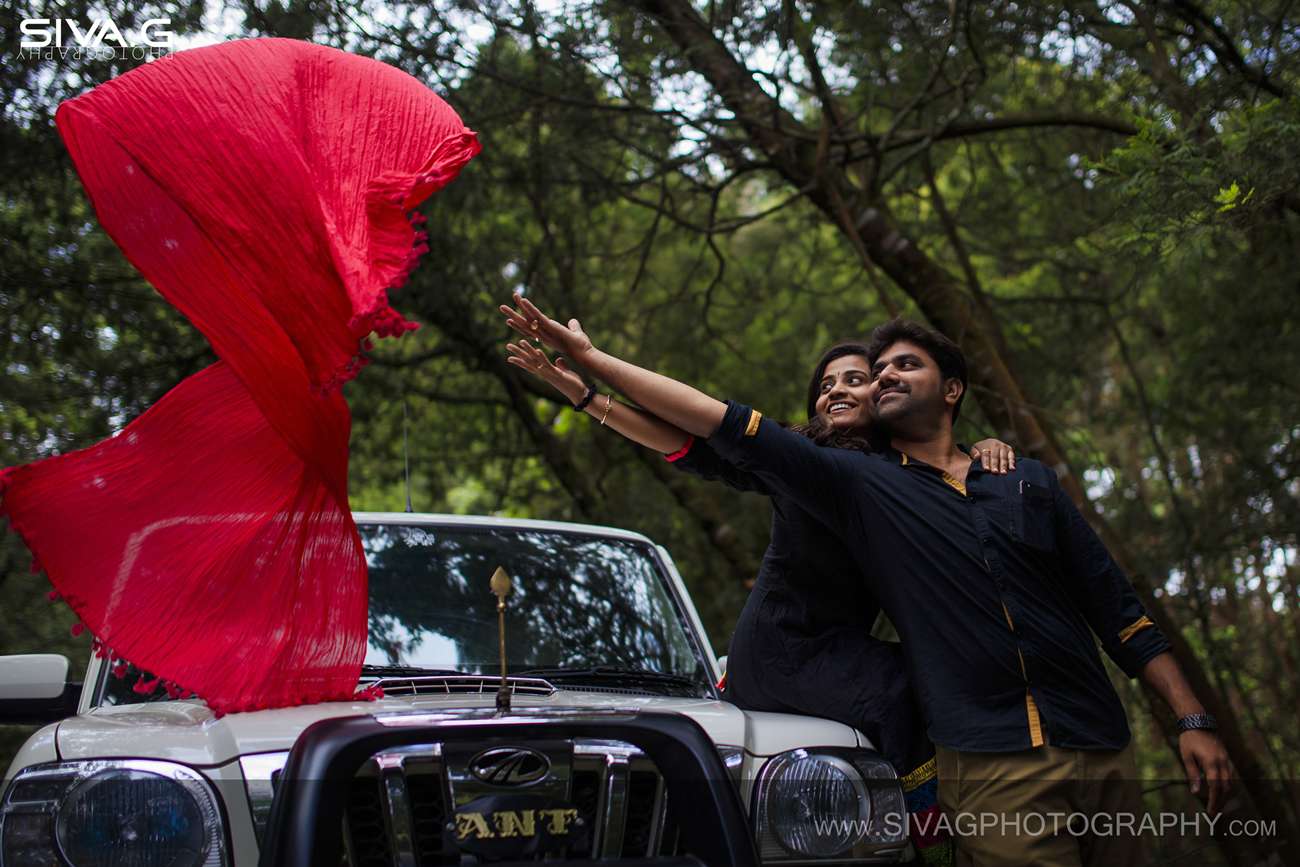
[788,341,879,453]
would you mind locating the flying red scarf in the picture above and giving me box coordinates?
[0,38,479,715]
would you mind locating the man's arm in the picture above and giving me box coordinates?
[696,401,861,537]
[1139,652,1233,814]
[571,345,727,438]
[506,336,771,493]
[1049,472,1233,813]
[505,336,693,454]
[1050,473,1172,679]
[503,293,727,437]
[500,294,859,533]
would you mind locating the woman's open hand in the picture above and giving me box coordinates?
[499,293,594,360]
[506,339,588,405]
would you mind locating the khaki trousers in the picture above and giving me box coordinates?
[935,742,1155,867]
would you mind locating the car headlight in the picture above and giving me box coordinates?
[752,748,908,863]
[1,760,227,867]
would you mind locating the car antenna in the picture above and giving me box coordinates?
[402,397,413,513]
[489,566,514,713]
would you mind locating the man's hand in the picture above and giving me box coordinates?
[1180,729,1233,814]
[1139,653,1234,815]
[971,438,1015,474]
[500,293,594,360]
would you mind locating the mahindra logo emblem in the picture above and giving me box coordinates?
[467,747,550,786]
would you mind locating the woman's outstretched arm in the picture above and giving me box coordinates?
[500,293,726,437]
[505,339,773,494]
[499,293,865,537]
[504,337,692,454]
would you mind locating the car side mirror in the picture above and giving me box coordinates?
[0,654,81,724]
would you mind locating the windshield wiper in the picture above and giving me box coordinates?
[360,665,470,678]
[513,666,704,693]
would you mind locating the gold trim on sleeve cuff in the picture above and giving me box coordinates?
[744,409,763,437]
[1118,615,1155,643]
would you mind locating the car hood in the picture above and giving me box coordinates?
[56,690,862,767]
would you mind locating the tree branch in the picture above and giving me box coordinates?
[1168,0,1289,99]
[843,113,1139,163]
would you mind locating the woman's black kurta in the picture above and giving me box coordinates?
[668,436,930,774]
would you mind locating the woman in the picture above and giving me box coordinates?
[502,298,1013,863]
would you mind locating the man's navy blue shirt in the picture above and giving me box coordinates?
[709,402,1170,752]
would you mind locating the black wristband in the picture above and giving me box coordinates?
[572,384,597,412]
[1176,713,1218,733]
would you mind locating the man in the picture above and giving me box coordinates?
[856,319,1231,865]
[501,295,1232,866]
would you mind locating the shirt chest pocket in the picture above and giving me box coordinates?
[1011,480,1056,552]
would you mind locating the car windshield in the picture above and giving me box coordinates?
[100,521,710,705]
[359,523,704,679]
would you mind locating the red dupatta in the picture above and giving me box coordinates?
[0,38,479,715]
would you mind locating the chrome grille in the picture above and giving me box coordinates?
[567,765,602,858]
[362,675,556,699]
[343,776,391,867]
[247,740,681,865]
[404,770,450,862]
[622,769,662,856]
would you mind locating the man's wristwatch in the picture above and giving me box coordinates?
[1176,713,1218,733]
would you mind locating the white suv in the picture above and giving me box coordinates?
[1,513,909,865]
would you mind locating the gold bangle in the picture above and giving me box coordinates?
[599,393,614,425]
